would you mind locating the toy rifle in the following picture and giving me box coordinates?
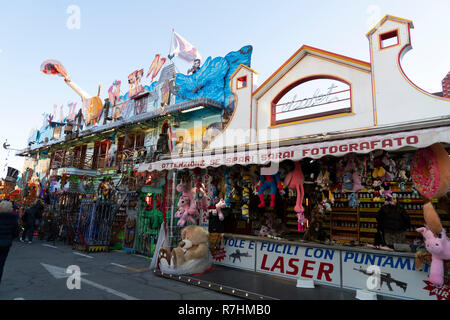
[229,249,252,263]
[353,267,407,292]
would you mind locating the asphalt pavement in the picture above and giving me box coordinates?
[0,238,241,301]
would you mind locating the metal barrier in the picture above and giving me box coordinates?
[73,199,116,252]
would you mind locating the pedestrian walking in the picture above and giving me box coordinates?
[20,199,45,244]
[0,200,19,284]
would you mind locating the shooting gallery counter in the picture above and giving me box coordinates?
[207,233,447,300]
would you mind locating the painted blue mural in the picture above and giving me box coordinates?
[28,124,54,146]
[174,45,253,107]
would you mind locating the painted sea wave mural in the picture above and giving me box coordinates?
[174,45,253,107]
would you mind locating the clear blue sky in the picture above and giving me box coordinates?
[1,0,449,177]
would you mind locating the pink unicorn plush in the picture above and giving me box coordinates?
[416,225,450,286]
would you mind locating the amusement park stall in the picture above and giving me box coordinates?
[146,15,450,300]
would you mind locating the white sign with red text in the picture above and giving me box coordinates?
[255,241,341,287]
[141,126,449,172]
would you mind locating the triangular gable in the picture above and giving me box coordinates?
[228,64,258,80]
[366,14,414,38]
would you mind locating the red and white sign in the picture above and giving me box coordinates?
[138,126,449,172]
[255,241,341,286]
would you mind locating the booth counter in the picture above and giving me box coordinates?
[215,233,447,300]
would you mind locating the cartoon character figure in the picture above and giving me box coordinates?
[128,69,144,98]
[372,179,383,201]
[108,80,121,106]
[257,167,283,209]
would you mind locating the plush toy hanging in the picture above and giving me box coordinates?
[206,175,220,216]
[257,164,284,209]
[224,168,232,207]
[411,143,450,235]
[416,226,450,286]
[342,172,353,191]
[372,179,383,201]
[175,175,197,227]
[193,168,209,211]
[315,169,331,192]
[348,192,360,208]
[411,143,450,200]
[215,199,226,221]
[241,171,252,221]
[284,161,306,231]
[382,184,395,205]
[175,195,195,227]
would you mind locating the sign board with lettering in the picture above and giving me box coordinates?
[341,250,449,300]
[211,237,450,300]
[272,78,351,125]
[139,126,449,172]
[255,241,341,287]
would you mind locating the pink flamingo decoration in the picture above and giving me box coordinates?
[284,161,306,231]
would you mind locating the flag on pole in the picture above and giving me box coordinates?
[169,30,202,63]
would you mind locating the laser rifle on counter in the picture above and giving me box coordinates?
[354,267,408,292]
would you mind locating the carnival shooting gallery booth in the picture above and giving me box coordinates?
[148,15,450,300]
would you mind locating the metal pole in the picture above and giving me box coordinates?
[169,170,176,247]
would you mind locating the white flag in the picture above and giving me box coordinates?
[170,31,202,63]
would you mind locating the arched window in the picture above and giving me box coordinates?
[271,76,352,126]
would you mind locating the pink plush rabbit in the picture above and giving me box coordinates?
[416,225,450,286]
[176,178,197,215]
[175,195,196,227]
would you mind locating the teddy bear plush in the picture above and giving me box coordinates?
[158,225,210,273]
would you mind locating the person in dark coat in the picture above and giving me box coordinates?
[20,200,44,244]
[375,193,411,248]
[0,200,19,284]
